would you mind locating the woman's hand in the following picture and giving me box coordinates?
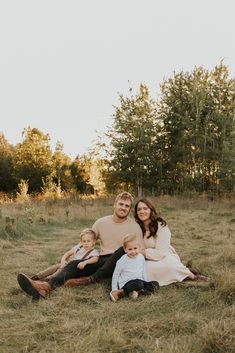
[139,248,146,257]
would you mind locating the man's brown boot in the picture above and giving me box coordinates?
[64,277,92,288]
[17,273,51,300]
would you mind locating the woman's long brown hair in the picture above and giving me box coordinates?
[134,198,166,238]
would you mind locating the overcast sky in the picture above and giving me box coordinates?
[1,0,234,158]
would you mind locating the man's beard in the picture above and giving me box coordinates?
[115,211,128,219]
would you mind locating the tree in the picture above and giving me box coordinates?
[209,64,235,192]
[157,63,235,194]
[69,155,93,194]
[80,150,106,195]
[52,141,73,190]
[14,127,53,192]
[104,84,161,196]
[0,133,17,191]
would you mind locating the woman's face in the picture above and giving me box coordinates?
[136,201,151,222]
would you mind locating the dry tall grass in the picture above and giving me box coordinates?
[0,196,234,353]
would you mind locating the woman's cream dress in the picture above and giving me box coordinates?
[144,223,192,286]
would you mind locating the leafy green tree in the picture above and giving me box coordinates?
[157,63,235,194]
[79,150,106,195]
[52,141,74,190]
[14,127,53,192]
[104,84,161,196]
[0,133,17,191]
[70,155,94,194]
[209,64,235,192]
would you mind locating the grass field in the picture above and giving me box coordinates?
[0,196,234,353]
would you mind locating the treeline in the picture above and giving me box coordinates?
[103,63,235,196]
[0,128,97,196]
[0,62,235,198]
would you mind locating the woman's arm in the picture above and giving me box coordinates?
[145,224,175,261]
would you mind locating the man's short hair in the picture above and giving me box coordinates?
[114,192,134,204]
[123,233,138,249]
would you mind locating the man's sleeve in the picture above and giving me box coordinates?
[133,222,144,247]
[92,220,100,239]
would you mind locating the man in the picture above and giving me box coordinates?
[17,192,143,299]
[65,191,143,287]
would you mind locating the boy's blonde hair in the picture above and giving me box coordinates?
[123,233,138,249]
[80,228,97,241]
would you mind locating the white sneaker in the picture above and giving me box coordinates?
[129,291,139,299]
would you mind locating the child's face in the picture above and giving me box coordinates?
[125,240,140,258]
[80,233,96,251]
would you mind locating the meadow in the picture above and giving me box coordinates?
[0,195,234,353]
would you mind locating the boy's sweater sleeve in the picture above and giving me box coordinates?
[111,257,124,291]
[142,255,148,281]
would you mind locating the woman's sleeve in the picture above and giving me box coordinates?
[145,225,174,261]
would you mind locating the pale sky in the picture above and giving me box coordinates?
[0,0,234,159]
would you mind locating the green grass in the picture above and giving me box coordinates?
[0,197,234,353]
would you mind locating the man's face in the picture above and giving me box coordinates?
[114,198,132,220]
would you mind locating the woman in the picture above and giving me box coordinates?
[134,198,208,286]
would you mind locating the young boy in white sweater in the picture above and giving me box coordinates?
[110,233,159,302]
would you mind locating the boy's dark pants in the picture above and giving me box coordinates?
[122,279,159,295]
[91,246,125,282]
[49,247,126,288]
